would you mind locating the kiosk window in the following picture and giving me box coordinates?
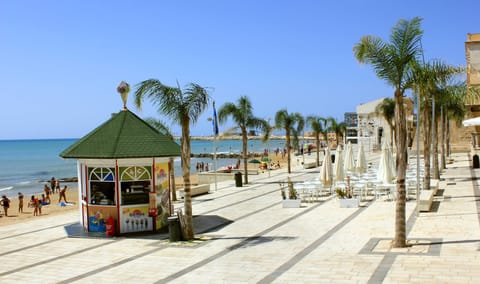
[121,181,151,205]
[90,181,116,205]
[88,167,116,206]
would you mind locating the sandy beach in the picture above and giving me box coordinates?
[0,189,79,226]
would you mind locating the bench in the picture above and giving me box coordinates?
[418,190,435,212]
[178,184,211,198]
[303,161,317,169]
[430,179,440,195]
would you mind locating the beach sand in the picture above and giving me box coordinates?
[0,189,79,227]
[0,151,300,227]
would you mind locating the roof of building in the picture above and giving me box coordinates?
[356,97,387,114]
[60,109,181,159]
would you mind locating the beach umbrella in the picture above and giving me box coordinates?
[333,147,345,182]
[377,140,395,183]
[261,157,271,162]
[320,147,333,187]
[355,142,367,174]
[462,116,480,127]
[386,142,395,177]
[343,142,355,173]
[248,159,261,164]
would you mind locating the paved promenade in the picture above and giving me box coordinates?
[0,152,479,283]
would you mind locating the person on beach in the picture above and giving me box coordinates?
[1,195,10,217]
[18,192,24,213]
[44,184,51,204]
[59,186,68,203]
[29,196,39,216]
[50,177,56,194]
[55,180,60,194]
[41,194,49,205]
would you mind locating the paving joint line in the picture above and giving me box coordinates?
[155,199,327,283]
[0,240,117,277]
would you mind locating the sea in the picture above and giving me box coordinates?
[0,138,288,199]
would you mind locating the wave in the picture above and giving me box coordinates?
[0,186,13,192]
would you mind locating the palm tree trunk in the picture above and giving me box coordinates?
[433,112,440,179]
[286,130,292,174]
[242,129,249,184]
[315,134,320,167]
[440,108,446,170]
[423,101,431,190]
[169,157,177,202]
[446,118,451,157]
[181,123,194,240]
[394,90,407,248]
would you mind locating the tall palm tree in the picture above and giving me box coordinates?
[134,79,210,240]
[218,96,267,185]
[144,118,178,202]
[412,60,461,185]
[306,115,326,167]
[275,109,304,174]
[375,98,396,147]
[328,117,346,148]
[444,83,467,157]
[354,17,423,248]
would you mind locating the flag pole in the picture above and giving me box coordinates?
[213,101,218,192]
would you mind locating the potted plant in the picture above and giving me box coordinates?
[335,176,359,208]
[281,177,301,208]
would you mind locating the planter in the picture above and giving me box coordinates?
[282,199,301,208]
[338,198,359,208]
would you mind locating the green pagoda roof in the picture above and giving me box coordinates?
[60,109,181,159]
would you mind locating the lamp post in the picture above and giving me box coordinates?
[207,116,218,192]
[416,94,420,216]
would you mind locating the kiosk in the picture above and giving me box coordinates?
[60,85,180,235]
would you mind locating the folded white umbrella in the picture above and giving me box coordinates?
[334,147,344,182]
[377,140,395,183]
[320,147,333,187]
[355,142,367,174]
[343,142,355,173]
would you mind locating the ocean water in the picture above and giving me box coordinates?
[0,138,288,199]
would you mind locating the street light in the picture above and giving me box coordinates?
[207,117,218,192]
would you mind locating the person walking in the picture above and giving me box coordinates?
[1,195,10,217]
[59,186,68,203]
[18,192,24,213]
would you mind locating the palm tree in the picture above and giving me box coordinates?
[444,84,467,158]
[275,109,304,174]
[144,118,178,202]
[375,98,396,147]
[134,79,210,240]
[328,117,346,148]
[306,116,326,167]
[412,60,461,185]
[218,96,267,185]
[354,17,423,248]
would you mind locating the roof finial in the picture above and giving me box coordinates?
[117,81,130,110]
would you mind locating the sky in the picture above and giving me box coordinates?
[0,0,478,139]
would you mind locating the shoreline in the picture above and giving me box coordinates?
[1,152,298,226]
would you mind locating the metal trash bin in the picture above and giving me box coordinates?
[235,172,242,187]
[168,216,182,242]
[474,155,480,168]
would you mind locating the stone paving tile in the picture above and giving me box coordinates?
[0,152,479,283]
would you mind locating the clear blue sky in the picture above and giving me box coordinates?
[0,0,477,139]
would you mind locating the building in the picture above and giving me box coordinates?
[346,97,415,152]
[60,97,181,235]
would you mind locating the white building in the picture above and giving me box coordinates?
[355,98,392,152]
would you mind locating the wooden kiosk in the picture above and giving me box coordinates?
[60,83,180,235]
